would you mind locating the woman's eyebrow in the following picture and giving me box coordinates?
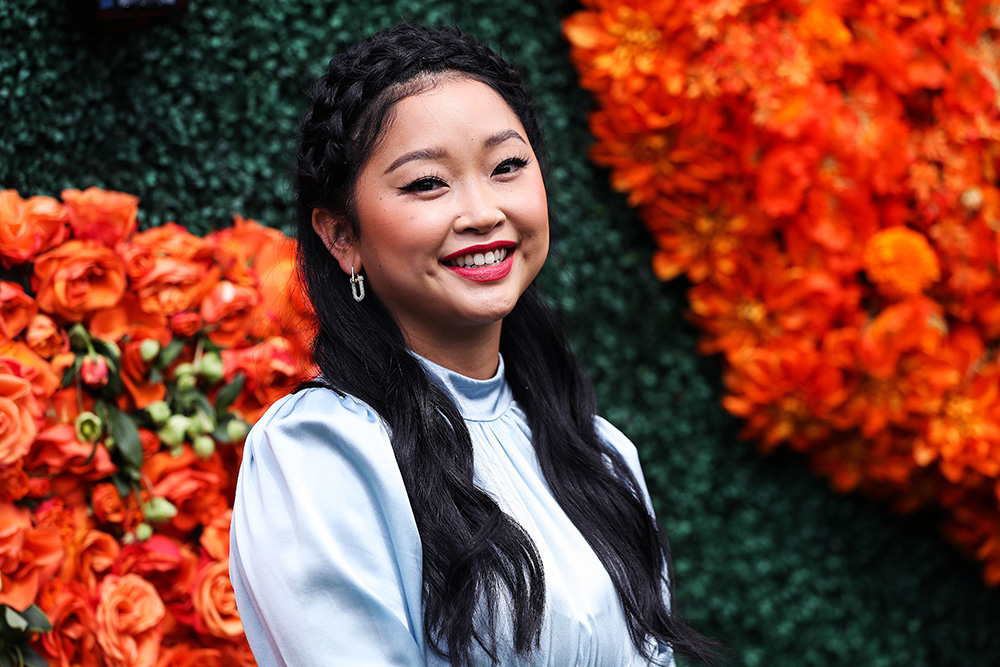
[383,130,527,175]
[484,128,527,149]
[384,147,447,175]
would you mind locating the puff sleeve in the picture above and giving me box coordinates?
[229,387,426,666]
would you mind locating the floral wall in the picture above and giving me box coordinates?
[2,0,1000,665]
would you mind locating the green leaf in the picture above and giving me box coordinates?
[105,404,143,467]
[21,646,48,667]
[60,355,82,388]
[214,372,245,412]
[18,606,51,633]
[3,607,26,632]
[157,338,186,369]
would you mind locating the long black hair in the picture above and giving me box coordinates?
[295,23,719,667]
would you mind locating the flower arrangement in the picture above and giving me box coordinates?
[0,187,314,666]
[564,0,1000,582]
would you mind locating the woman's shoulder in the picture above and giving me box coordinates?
[244,385,393,474]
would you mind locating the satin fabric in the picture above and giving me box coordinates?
[230,354,675,666]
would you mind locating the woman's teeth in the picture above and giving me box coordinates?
[446,247,508,268]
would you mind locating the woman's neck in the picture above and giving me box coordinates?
[402,321,502,380]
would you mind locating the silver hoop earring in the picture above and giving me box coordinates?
[350,266,365,302]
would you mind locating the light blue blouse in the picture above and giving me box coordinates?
[230,354,675,667]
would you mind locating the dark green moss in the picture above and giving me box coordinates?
[3,0,999,663]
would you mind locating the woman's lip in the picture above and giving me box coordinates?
[444,252,514,282]
[441,240,516,262]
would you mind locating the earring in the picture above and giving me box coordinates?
[350,266,365,302]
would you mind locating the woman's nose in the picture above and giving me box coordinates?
[455,180,504,232]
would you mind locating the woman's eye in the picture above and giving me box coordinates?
[400,177,445,193]
[492,157,529,176]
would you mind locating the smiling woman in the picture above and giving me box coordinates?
[229,23,720,667]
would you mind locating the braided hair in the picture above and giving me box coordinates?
[295,23,719,667]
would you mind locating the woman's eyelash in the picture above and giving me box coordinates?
[494,156,530,174]
[399,175,446,193]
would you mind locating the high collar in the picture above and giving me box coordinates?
[413,353,513,422]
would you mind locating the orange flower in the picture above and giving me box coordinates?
[32,240,126,322]
[61,187,138,248]
[0,356,42,465]
[65,529,121,592]
[26,423,117,481]
[721,337,848,451]
[169,311,203,338]
[0,189,68,266]
[200,509,231,561]
[36,578,101,667]
[201,281,256,348]
[192,558,243,639]
[207,214,291,285]
[0,282,37,344]
[95,574,165,667]
[0,460,29,502]
[119,331,168,410]
[222,336,305,422]
[0,503,64,610]
[863,226,941,298]
[143,446,227,533]
[119,223,219,316]
[155,645,223,667]
[25,313,67,359]
[91,482,141,528]
[88,293,168,343]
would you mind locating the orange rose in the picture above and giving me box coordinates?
[222,336,306,422]
[200,281,256,348]
[88,293,168,343]
[199,508,231,561]
[61,187,138,248]
[65,529,120,592]
[119,223,219,316]
[91,482,134,527]
[0,189,68,266]
[1,340,61,400]
[0,357,42,465]
[168,311,203,337]
[119,331,168,410]
[155,645,223,667]
[0,503,64,610]
[36,578,101,667]
[207,213,290,284]
[26,423,117,481]
[95,574,165,667]
[25,313,67,359]
[0,460,29,502]
[143,446,227,533]
[0,282,37,344]
[192,558,243,639]
[32,240,127,322]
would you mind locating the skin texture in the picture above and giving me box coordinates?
[313,76,550,379]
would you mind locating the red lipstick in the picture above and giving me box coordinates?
[441,241,516,283]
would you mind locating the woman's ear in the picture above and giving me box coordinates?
[312,208,362,276]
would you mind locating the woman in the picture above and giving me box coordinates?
[230,23,719,667]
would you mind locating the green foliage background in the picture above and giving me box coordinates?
[3,0,999,664]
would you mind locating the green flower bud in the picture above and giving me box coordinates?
[158,414,191,447]
[175,362,195,377]
[176,372,198,393]
[134,522,154,542]
[226,418,250,443]
[104,436,116,451]
[186,410,215,439]
[140,339,161,362]
[75,411,103,443]
[193,435,216,458]
[195,351,225,384]
[68,323,90,352]
[141,496,178,523]
[145,400,172,426]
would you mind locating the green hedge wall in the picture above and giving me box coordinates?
[3,0,999,664]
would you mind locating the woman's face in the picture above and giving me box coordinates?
[327,76,549,352]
